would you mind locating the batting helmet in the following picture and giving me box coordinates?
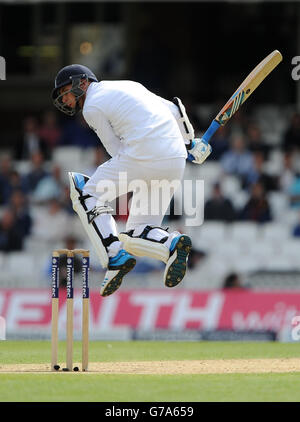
[52,64,98,116]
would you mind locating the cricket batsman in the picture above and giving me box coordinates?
[52,64,211,296]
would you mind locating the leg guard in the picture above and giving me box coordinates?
[69,172,110,268]
[119,226,170,264]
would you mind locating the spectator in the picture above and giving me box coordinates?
[204,182,236,222]
[220,134,255,184]
[245,151,278,192]
[222,272,246,289]
[282,112,300,152]
[0,155,28,205]
[0,209,24,252]
[208,125,230,161]
[292,211,300,237]
[16,116,48,160]
[32,164,66,203]
[288,173,300,209]
[279,152,296,193]
[31,198,71,243]
[246,122,270,159]
[239,181,272,223]
[9,170,29,196]
[60,114,99,148]
[0,155,14,205]
[9,190,32,238]
[39,110,62,157]
[24,151,49,193]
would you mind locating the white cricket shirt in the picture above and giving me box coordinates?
[82,81,187,161]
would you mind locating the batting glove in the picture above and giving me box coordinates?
[187,138,212,164]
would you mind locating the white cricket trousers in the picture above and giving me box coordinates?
[83,154,186,238]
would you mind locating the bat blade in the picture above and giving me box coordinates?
[202,50,282,143]
[216,50,282,125]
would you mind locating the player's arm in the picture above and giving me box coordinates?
[83,106,122,158]
[171,97,212,164]
[159,96,194,145]
[159,95,211,164]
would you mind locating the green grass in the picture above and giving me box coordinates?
[0,341,300,402]
[1,373,300,402]
[1,340,300,363]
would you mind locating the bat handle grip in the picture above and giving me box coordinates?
[202,120,221,143]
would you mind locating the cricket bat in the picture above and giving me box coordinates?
[201,50,283,143]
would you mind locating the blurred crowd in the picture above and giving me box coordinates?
[188,107,300,227]
[0,106,300,283]
[0,110,106,253]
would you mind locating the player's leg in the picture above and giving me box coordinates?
[69,172,110,268]
[120,225,192,288]
[119,157,192,287]
[68,162,136,297]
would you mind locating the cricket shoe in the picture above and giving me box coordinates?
[100,249,136,296]
[163,234,192,288]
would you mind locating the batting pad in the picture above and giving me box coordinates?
[119,233,170,263]
[69,172,109,268]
